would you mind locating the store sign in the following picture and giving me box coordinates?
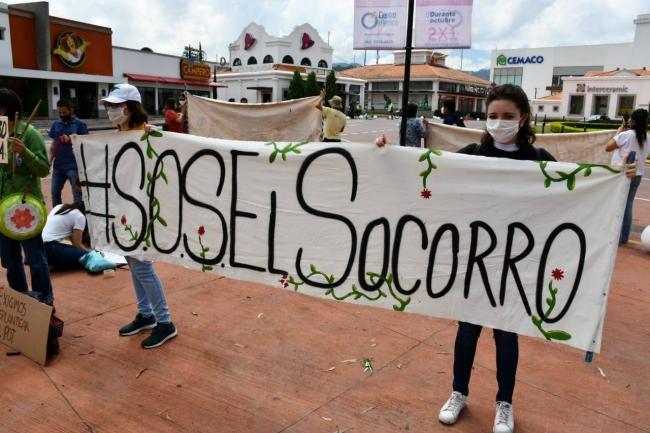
[180,59,211,81]
[458,84,488,96]
[353,0,408,50]
[497,54,544,66]
[414,0,473,49]
[52,31,90,68]
[576,83,629,93]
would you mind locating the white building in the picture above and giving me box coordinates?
[216,22,365,107]
[490,13,650,100]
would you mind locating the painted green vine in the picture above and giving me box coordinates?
[140,129,168,247]
[531,268,572,341]
[120,215,139,243]
[538,161,620,191]
[418,148,442,199]
[265,140,308,163]
[197,225,213,272]
[283,265,411,312]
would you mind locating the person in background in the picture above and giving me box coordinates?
[442,100,466,128]
[49,98,88,206]
[0,88,54,305]
[42,202,89,271]
[605,108,649,244]
[316,91,347,143]
[400,102,429,148]
[102,83,177,349]
[178,93,189,134]
[163,98,183,133]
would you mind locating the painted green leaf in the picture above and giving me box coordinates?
[418,152,428,162]
[531,316,541,327]
[432,149,443,156]
[546,297,553,307]
[557,171,568,177]
[140,132,148,141]
[292,148,301,154]
[567,175,576,191]
[146,173,153,182]
[161,172,169,184]
[200,252,205,258]
[204,265,214,271]
[265,141,275,147]
[281,153,287,161]
[150,130,163,138]
[146,146,154,159]
[419,170,429,177]
[545,330,572,341]
[204,247,210,252]
[584,166,592,176]
[158,216,168,227]
[269,151,277,163]
[544,178,551,188]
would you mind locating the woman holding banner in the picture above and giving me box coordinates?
[101,84,177,349]
[605,108,649,244]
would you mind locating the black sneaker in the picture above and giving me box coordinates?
[119,313,156,336]
[141,322,177,349]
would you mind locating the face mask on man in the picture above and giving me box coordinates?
[486,118,520,143]
[60,114,72,122]
[107,107,128,125]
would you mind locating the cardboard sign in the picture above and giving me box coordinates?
[0,286,52,365]
[0,116,8,164]
[73,132,628,352]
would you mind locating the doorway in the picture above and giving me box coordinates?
[60,81,98,119]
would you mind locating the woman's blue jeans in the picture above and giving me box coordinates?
[0,233,53,304]
[620,175,642,244]
[125,257,171,324]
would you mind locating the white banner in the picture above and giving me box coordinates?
[353,0,408,50]
[414,0,473,49]
[73,131,628,353]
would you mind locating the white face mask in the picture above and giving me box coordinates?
[107,107,128,125]
[486,118,520,143]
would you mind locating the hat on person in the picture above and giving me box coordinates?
[102,83,141,104]
[328,96,343,109]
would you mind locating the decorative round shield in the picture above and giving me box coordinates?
[0,193,47,240]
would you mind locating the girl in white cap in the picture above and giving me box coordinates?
[101,83,177,349]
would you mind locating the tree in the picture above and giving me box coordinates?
[287,71,305,99]
[304,72,320,97]
[324,70,337,105]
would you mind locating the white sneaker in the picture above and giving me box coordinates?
[438,391,468,425]
[493,401,515,433]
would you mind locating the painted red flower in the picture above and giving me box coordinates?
[420,188,432,199]
[121,215,127,225]
[279,274,289,288]
[10,208,35,229]
[551,268,564,281]
[198,226,206,236]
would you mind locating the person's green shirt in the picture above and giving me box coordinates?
[0,121,50,202]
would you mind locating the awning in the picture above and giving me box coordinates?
[123,73,227,88]
[246,86,273,91]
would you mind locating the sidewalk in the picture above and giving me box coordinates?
[1,180,648,433]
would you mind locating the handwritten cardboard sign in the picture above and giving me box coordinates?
[0,115,8,164]
[0,286,52,365]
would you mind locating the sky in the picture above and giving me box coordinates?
[7,0,650,71]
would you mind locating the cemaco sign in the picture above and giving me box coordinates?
[496,54,544,66]
[180,59,211,81]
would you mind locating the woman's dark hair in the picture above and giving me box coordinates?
[443,99,456,113]
[630,108,648,149]
[57,98,73,109]
[481,84,536,148]
[164,98,176,110]
[405,103,418,118]
[125,100,148,128]
[0,88,22,119]
[55,202,86,216]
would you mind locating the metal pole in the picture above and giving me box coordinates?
[399,0,415,147]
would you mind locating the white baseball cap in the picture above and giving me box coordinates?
[102,83,141,104]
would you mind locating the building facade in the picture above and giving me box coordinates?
[216,22,365,107]
[340,50,491,115]
[0,1,218,119]
[490,13,650,100]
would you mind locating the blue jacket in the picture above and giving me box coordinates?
[48,116,88,171]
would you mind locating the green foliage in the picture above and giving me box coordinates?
[287,71,305,99]
[304,72,320,97]
[324,70,337,104]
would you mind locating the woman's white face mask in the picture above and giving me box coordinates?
[486,118,520,143]
[107,106,128,125]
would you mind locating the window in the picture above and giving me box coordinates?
[410,81,431,91]
[282,55,294,64]
[247,56,257,65]
[318,59,328,68]
[439,82,456,93]
[493,67,523,86]
[232,58,242,66]
[537,105,544,112]
[592,95,609,116]
[263,55,274,64]
[349,85,361,95]
[569,95,585,115]
[373,81,399,91]
[0,27,5,40]
[553,106,559,112]
[617,95,635,117]
[300,57,311,66]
